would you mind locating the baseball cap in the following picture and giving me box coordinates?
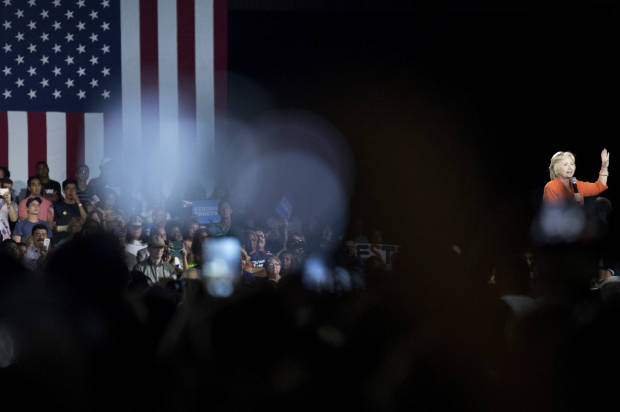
[26,197,42,207]
[148,234,166,248]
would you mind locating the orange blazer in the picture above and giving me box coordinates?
[543,177,608,206]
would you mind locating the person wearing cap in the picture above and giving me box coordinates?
[133,234,176,284]
[12,197,53,243]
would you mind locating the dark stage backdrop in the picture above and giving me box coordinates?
[227,3,618,250]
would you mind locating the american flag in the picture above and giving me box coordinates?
[0,0,227,194]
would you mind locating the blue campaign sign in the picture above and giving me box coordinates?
[192,200,221,224]
[275,196,293,221]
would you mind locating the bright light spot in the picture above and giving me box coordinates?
[303,257,331,292]
[533,204,586,244]
[203,237,240,298]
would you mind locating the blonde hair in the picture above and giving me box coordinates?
[549,151,575,180]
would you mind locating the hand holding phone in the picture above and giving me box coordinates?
[43,238,50,250]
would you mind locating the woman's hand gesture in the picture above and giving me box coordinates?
[601,148,610,169]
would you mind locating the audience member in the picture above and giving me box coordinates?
[53,179,87,231]
[13,197,53,243]
[18,176,55,223]
[133,234,176,284]
[23,223,51,271]
[74,164,93,210]
[0,178,18,240]
[36,161,62,203]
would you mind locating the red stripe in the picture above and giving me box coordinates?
[177,0,196,147]
[213,0,227,154]
[66,113,85,179]
[27,112,46,177]
[0,111,8,167]
[139,0,159,147]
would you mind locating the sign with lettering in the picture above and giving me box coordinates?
[355,243,400,269]
[191,200,221,224]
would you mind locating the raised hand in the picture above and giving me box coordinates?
[601,148,610,169]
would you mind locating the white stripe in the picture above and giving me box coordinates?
[7,111,28,192]
[195,0,215,196]
[84,113,105,180]
[157,0,179,150]
[157,0,179,197]
[120,0,142,158]
[45,112,67,182]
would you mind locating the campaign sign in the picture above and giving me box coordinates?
[192,200,221,224]
[355,243,400,270]
[275,196,293,221]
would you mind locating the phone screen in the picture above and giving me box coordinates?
[202,237,240,297]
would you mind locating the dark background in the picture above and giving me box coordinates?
[226,1,618,249]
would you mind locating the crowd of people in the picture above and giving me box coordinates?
[0,150,619,411]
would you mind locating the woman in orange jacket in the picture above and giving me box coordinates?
[543,149,610,206]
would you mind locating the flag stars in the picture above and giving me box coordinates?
[40,9,49,19]
[27,20,36,30]
[52,21,61,30]
[40,54,49,64]
[52,44,61,53]
[40,78,49,87]
[101,67,109,76]
[101,21,109,31]
[2,43,11,53]
[15,77,24,87]
[52,66,61,76]
[101,0,110,8]
[2,20,12,30]
[27,43,37,53]
[2,66,11,76]
[14,54,24,64]
[65,10,74,19]
[27,0,36,6]
[76,66,85,76]
[89,55,98,65]
[65,78,74,88]
[76,0,85,7]
[27,89,36,99]
[15,32,24,41]
[53,89,61,99]
[40,32,49,42]
[77,89,85,99]
[2,0,11,6]
[76,44,85,54]
[102,89,110,99]
[76,21,85,31]
[2,89,11,99]
[15,9,24,18]
[65,32,74,42]
[101,44,109,54]
[89,78,98,88]
[89,33,98,42]
[27,66,36,76]
[89,10,98,19]
[65,55,74,65]
[53,0,61,7]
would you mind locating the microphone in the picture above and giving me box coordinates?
[571,177,579,193]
